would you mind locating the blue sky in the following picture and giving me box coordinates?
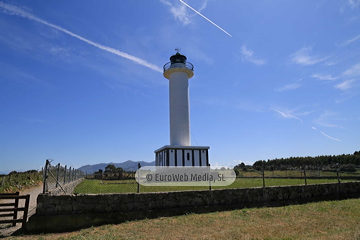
[1,0,359,173]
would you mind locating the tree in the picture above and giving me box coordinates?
[116,167,124,179]
[240,162,245,169]
[105,164,116,174]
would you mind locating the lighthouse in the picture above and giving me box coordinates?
[155,51,210,167]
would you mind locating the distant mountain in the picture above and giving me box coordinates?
[78,160,155,174]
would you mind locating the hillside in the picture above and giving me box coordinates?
[78,160,155,173]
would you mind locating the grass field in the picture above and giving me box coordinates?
[73,178,356,194]
[7,198,360,239]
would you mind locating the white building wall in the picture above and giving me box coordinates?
[169,150,175,166]
[155,147,209,167]
[201,150,207,166]
[194,150,200,166]
[184,150,192,166]
[177,150,183,166]
[169,71,190,146]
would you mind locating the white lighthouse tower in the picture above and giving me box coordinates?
[155,51,210,167]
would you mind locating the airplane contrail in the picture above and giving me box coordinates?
[319,131,341,142]
[0,2,162,73]
[179,0,232,37]
[274,110,303,123]
[311,126,341,142]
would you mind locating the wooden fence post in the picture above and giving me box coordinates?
[12,192,19,226]
[43,159,50,194]
[262,165,265,188]
[63,165,67,184]
[336,167,341,184]
[208,164,212,191]
[56,163,60,188]
[68,167,72,183]
[22,194,30,230]
[137,163,141,193]
[303,166,307,186]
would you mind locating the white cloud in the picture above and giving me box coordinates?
[0,62,52,87]
[297,110,315,116]
[275,83,301,92]
[348,16,360,21]
[0,2,162,73]
[335,79,356,90]
[237,102,266,112]
[160,0,209,26]
[22,118,45,123]
[311,74,338,81]
[311,127,317,130]
[240,45,266,66]
[342,63,360,77]
[197,0,208,12]
[314,110,343,128]
[348,0,360,9]
[184,44,214,65]
[274,109,303,123]
[49,46,72,57]
[290,47,329,66]
[335,94,357,103]
[170,3,191,25]
[324,61,338,66]
[341,0,360,13]
[340,34,360,46]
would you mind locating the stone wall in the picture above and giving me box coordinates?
[27,181,360,232]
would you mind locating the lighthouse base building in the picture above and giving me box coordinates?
[155,146,209,167]
[155,52,210,167]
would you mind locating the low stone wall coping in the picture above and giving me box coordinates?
[27,181,360,232]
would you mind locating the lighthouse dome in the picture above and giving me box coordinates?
[170,52,187,64]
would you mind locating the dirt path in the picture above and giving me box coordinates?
[0,184,43,237]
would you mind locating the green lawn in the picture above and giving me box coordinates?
[74,177,355,194]
[7,198,360,239]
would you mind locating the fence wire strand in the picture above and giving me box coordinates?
[43,159,84,194]
[74,166,360,195]
[41,161,360,195]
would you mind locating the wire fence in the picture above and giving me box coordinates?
[42,159,84,194]
[73,165,360,195]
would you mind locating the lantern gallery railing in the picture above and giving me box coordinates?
[163,61,194,72]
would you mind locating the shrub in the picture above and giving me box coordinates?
[340,164,356,172]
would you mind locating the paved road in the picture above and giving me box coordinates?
[0,184,43,237]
